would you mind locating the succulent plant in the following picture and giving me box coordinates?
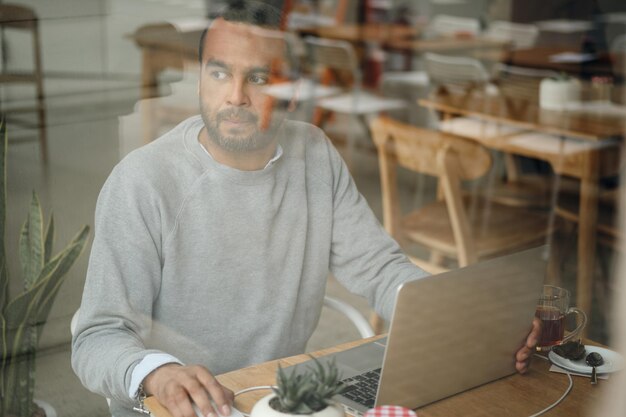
[0,120,90,417]
[270,357,347,415]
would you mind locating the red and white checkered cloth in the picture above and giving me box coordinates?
[364,405,417,417]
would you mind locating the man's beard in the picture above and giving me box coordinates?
[200,104,274,153]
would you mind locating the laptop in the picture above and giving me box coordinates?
[286,246,547,415]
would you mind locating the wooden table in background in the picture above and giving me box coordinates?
[477,46,617,78]
[296,23,419,46]
[388,35,509,55]
[419,91,625,333]
[145,336,609,417]
[131,21,205,143]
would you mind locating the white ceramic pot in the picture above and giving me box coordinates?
[250,394,344,417]
[539,77,581,110]
[33,399,57,417]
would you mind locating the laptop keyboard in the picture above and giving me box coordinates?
[340,368,381,408]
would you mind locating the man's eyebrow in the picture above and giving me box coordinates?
[248,65,271,74]
[204,60,270,75]
[205,58,229,69]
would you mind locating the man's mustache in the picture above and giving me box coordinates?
[216,109,257,123]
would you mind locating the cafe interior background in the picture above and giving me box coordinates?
[1,0,625,415]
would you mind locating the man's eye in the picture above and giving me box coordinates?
[249,74,269,85]
[210,71,229,80]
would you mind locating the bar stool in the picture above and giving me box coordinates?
[0,4,47,162]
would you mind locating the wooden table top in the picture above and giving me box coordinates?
[419,91,626,141]
[145,336,610,417]
[389,35,509,53]
[296,23,418,45]
[478,46,618,78]
[131,21,205,56]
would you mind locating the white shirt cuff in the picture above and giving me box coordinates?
[129,353,184,399]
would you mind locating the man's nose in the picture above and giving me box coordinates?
[226,78,250,106]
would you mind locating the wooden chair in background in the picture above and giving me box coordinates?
[424,53,556,209]
[368,116,553,333]
[0,4,47,162]
[304,36,405,164]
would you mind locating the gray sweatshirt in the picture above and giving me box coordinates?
[71,116,427,416]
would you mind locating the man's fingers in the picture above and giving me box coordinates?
[144,364,232,417]
[197,368,232,416]
[516,360,529,374]
[163,386,197,417]
[527,317,542,349]
[183,375,216,417]
[516,346,531,363]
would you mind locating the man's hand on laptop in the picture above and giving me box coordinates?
[515,317,541,374]
[143,363,235,417]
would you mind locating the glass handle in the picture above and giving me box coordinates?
[562,307,588,343]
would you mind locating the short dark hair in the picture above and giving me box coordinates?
[198,0,284,63]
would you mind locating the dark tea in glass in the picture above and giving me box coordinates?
[535,306,565,347]
[535,285,586,352]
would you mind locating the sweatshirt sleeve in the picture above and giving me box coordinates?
[71,159,167,405]
[327,144,430,320]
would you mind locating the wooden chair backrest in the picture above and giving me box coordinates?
[370,116,491,267]
[424,52,491,93]
[370,116,491,181]
[495,64,558,103]
[305,36,359,74]
[0,4,37,29]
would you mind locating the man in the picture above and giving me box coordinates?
[72,3,539,417]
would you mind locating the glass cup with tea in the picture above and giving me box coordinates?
[535,285,587,352]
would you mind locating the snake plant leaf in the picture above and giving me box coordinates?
[3,229,87,357]
[44,215,54,265]
[18,192,44,291]
[34,226,89,336]
[0,312,6,397]
[0,120,7,312]
[4,234,87,339]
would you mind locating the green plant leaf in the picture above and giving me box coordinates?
[0,120,7,313]
[19,217,30,287]
[24,192,44,290]
[34,226,89,335]
[0,312,7,398]
[3,226,89,358]
[44,215,54,265]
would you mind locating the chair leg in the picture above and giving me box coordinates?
[33,21,47,163]
[36,95,47,163]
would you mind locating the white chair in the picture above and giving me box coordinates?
[485,20,539,50]
[424,52,496,91]
[304,36,406,162]
[423,52,513,140]
[427,14,481,38]
[380,14,483,118]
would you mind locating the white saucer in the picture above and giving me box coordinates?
[549,345,624,375]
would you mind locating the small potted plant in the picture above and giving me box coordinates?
[250,358,346,417]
